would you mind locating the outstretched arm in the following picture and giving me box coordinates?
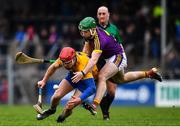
[38,61,61,88]
[83,50,101,75]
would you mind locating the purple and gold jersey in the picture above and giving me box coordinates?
[88,27,124,59]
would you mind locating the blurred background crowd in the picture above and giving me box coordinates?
[0,0,180,104]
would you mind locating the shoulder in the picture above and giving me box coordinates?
[97,27,110,36]
[76,52,89,60]
[109,23,119,30]
[76,51,88,56]
[54,58,62,68]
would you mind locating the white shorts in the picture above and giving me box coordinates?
[106,53,127,84]
[105,53,127,72]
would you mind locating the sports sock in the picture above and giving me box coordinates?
[106,93,115,112]
[100,95,109,114]
[100,93,115,114]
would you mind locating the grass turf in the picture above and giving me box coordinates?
[0,105,180,126]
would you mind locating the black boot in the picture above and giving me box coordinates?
[103,112,110,120]
[82,102,97,115]
[36,108,56,120]
[57,109,72,123]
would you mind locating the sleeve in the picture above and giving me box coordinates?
[80,86,96,101]
[114,26,123,44]
[79,79,96,101]
[93,33,102,53]
[54,58,63,68]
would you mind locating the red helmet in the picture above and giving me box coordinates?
[59,47,76,63]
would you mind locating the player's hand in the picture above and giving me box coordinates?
[68,96,82,107]
[71,72,84,83]
[37,80,46,88]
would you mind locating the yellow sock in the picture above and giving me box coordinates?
[93,99,100,106]
[144,71,148,78]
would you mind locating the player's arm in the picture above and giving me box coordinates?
[42,64,58,82]
[71,50,101,83]
[79,81,96,101]
[82,41,91,56]
[68,78,96,106]
[38,59,62,88]
[82,50,102,75]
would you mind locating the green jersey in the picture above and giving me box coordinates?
[97,23,123,44]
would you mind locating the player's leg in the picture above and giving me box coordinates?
[100,71,148,120]
[57,78,96,122]
[93,61,119,108]
[56,96,77,123]
[57,90,83,123]
[56,108,72,123]
[87,76,117,119]
[93,53,126,108]
[100,80,116,120]
[72,89,97,115]
[145,67,162,81]
[82,101,97,115]
[50,79,74,109]
[111,68,162,84]
[81,57,106,115]
[37,79,74,120]
[91,54,127,114]
[99,68,162,120]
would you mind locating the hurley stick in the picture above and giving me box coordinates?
[33,88,43,114]
[15,52,56,64]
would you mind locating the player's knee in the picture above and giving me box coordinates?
[106,81,117,95]
[52,93,61,101]
[107,86,116,96]
[107,89,116,96]
[98,74,106,82]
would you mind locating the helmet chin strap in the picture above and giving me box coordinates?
[90,29,96,36]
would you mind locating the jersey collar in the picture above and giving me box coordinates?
[97,22,110,29]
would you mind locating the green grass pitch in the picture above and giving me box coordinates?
[0,105,180,126]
